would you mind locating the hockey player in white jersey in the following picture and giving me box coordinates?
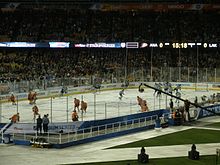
[119,89,125,100]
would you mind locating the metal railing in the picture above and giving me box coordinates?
[12,115,159,145]
[1,67,220,95]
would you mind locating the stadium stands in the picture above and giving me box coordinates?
[0,3,219,92]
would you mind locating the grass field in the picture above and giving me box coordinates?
[67,155,218,165]
[70,128,220,165]
[109,128,220,148]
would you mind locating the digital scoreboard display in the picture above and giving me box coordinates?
[0,42,219,49]
[140,42,219,49]
[171,42,217,48]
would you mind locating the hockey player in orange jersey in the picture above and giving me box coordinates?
[28,91,37,104]
[32,105,39,120]
[71,110,79,121]
[28,91,33,104]
[140,100,149,112]
[81,100,87,113]
[10,113,20,123]
[9,93,16,105]
[32,91,37,104]
[74,98,80,111]
[137,96,143,106]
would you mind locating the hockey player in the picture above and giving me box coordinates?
[92,77,102,93]
[137,96,143,106]
[153,83,158,96]
[28,91,32,104]
[174,84,181,92]
[163,82,169,93]
[122,80,129,88]
[93,83,101,90]
[72,110,79,121]
[74,98,80,112]
[209,93,216,104]
[124,80,129,88]
[175,90,181,106]
[140,100,149,112]
[9,113,20,123]
[168,84,173,95]
[154,83,162,98]
[28,91,37,104]
[81,100,87,113]
[32,105,39,120]
[32,91,37,104]
[119,89,125,100]
[60,86,65,96]
[201,95,207,103]
[9,93,16,105]
[163,82,172,94]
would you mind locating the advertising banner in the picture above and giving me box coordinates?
[195,104,220,119]
[4,121,84,134]
[90,4,220,12]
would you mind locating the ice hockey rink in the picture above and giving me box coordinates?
[1,88,220,165]
[0,87,215,124]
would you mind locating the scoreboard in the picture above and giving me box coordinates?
[140,42,218,49]
[0,41,219,49]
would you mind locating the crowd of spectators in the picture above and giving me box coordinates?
[0,7,220,85]
[0,47,219,83]
[0,9,219,42]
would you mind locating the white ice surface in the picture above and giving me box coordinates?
[0,88,215,123]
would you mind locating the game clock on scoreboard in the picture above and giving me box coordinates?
[172,43,188,48]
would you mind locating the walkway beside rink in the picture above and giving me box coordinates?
[0,116,220,165]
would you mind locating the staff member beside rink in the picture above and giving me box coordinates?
[36,115,42,135]
[42,114,49,133]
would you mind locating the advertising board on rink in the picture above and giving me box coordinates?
[195,104,220,119]
[4,122,84,134]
